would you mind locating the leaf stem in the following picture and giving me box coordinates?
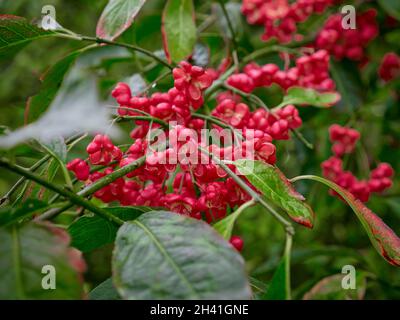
[217,0,239,54]
[55,33,173,70]
[284,232,292,300]
[291,129,314,150]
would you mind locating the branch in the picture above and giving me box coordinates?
[0,158,123,225]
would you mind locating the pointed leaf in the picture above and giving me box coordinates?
[113,211,251,299]
[0,200,48,226]
[0,223,85,299]
[162,0,197,63]
[291,175,400,267]
[263,257,288,300]
[0,15,54,60]
[69,206,151,253]
[234,159,314,228]
[96,0,147,40]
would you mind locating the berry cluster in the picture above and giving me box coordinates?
[322,124,394,202]
[315,9,378,61]
[241,0,334,43]
[227,49,336,92]
[379,52,400,82]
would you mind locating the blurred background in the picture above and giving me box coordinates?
[0,0,399,299]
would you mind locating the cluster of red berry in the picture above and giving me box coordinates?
[315,9,378,61]
[321,124,394,202]
[379,52,400,82]
[226,49,336,92]
[241,0,334,43]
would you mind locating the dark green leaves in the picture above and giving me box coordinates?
[263,257,288,300]
[69,206,151,252]
[97,0,147,40]
[275,87,341,109]
[113,211,251,299]
[0,15,54,60]
[162,0,197,63]
[234,160,314,228]
[0,223,84,299]
[378,0,400,21]
[291,175,400,267]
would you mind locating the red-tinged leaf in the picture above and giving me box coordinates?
[0,15,54,60]
[291,175,400,267]
[96,0,147,41]
[234,160,314,228]
[162,0,197,63]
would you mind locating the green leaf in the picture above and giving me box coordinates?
[378,0,400,21]
[0,199,48,226]
[40,136,67,163]
[97,0,147,40]
[291,175,400,267]
[162,0,197,63]
[276,87,341,109]
[89,278,120,300]
[214,200,254,240]
[69,206,151,252]
[234,159,314,228]
[113,211,252,299]
[0,15,54,60]
[0,223,85,299]
[26,48,87,123]
[263,257,288,300]
[303,272,368,300]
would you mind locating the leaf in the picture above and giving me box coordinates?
[26,48,87,123]
[0,223,85,299]
[263,257,288,300]
[0,77,118,148]
[378,0,400,21]
[113,211,252,299]
[89,278,120,300]
[0,199,48,226]
[330,60,363,111]
[291,175,400,267]
[213,2,244,40]
[303,272,367,300]
[162,0,197,63]
[0,15,54,60]
[192,43,210,67]
[276,87,341,109]
[69,206,151,252]
[97,0,147,40]
[234,159,314,228]
[40,136,67,163]
[214,200,254,240]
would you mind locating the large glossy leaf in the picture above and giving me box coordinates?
[162,0,197,63]
[69,206,151,252]
[291,175,400,267]
[0,223,85,299]
[275,87,341,109]
[234,159,314,228]
[97,0,147,40]
[303,272,367,300]
[89,278,120,300]
[378,0,400,20]
[113,211,251,299]
[0,15,54,60]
